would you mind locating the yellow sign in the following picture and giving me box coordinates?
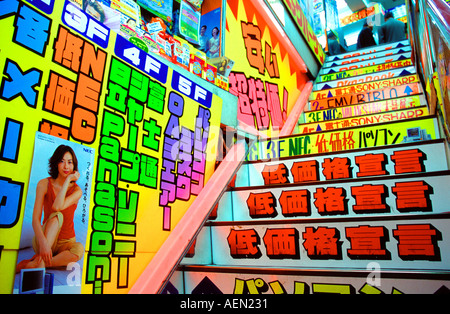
[248,117,439,161]
[0,0,222,294]
[225,0,309,136]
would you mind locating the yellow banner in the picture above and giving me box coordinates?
[248,117,439,161]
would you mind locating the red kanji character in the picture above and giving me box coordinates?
[248,78,269,130]
[393,224,441,261]
[247,192,278,218]
[261,163,290,185]
[391,181,432,212]
[351,184,389,213]
[329,132,355,152]
[314,187,348,215]
[291,160,319,183]
[390,149,425,174]
[322,157,351,180]
[315,134,330,153]
[346,226,390,259]
[263,228,299,259]
[355,153,388,177]
[279,190,311,217]
[302,227,341,259]
[266,82,284,129]
[227,229,262,258]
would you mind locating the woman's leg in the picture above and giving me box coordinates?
[27,213,62,268]
[48,239,82,268]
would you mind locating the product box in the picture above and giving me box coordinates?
[216,73,229,91]
[204,63,217,84]
[155,32,175,62]
[173,37,191,70]
[190,48,206,78]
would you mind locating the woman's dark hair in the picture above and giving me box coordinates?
[48,145,78,179]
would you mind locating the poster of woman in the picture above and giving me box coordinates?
[14,132,95,294]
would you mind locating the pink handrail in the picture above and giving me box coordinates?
[279,81,313,137]
[129,139,250,294]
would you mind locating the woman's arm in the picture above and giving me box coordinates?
[52,172,82,212]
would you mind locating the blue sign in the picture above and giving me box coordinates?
[28,0,55,15]
[114,35,169,84]
[171,71,213,108]
[62,0,110,49]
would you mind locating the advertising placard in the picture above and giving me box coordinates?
[0,0,222,294]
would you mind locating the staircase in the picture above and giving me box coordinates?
[166,40,450,294]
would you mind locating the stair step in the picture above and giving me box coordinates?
[319,58,412,82]
[314,66,416,91]
[236,139,448,187]
[322,52,412,74]
[322,46,412,69]
[220,170,450,222]
[198,212,450,272]
[247,116,440,161]
[171,265,450,294]
[303,95,425,120]
[326,40,410,62]
[310,83,423,110]
[310,74,419,100]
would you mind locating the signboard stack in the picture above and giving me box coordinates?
[169,39,450,294]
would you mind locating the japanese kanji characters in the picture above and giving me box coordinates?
[226,224,442,261]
